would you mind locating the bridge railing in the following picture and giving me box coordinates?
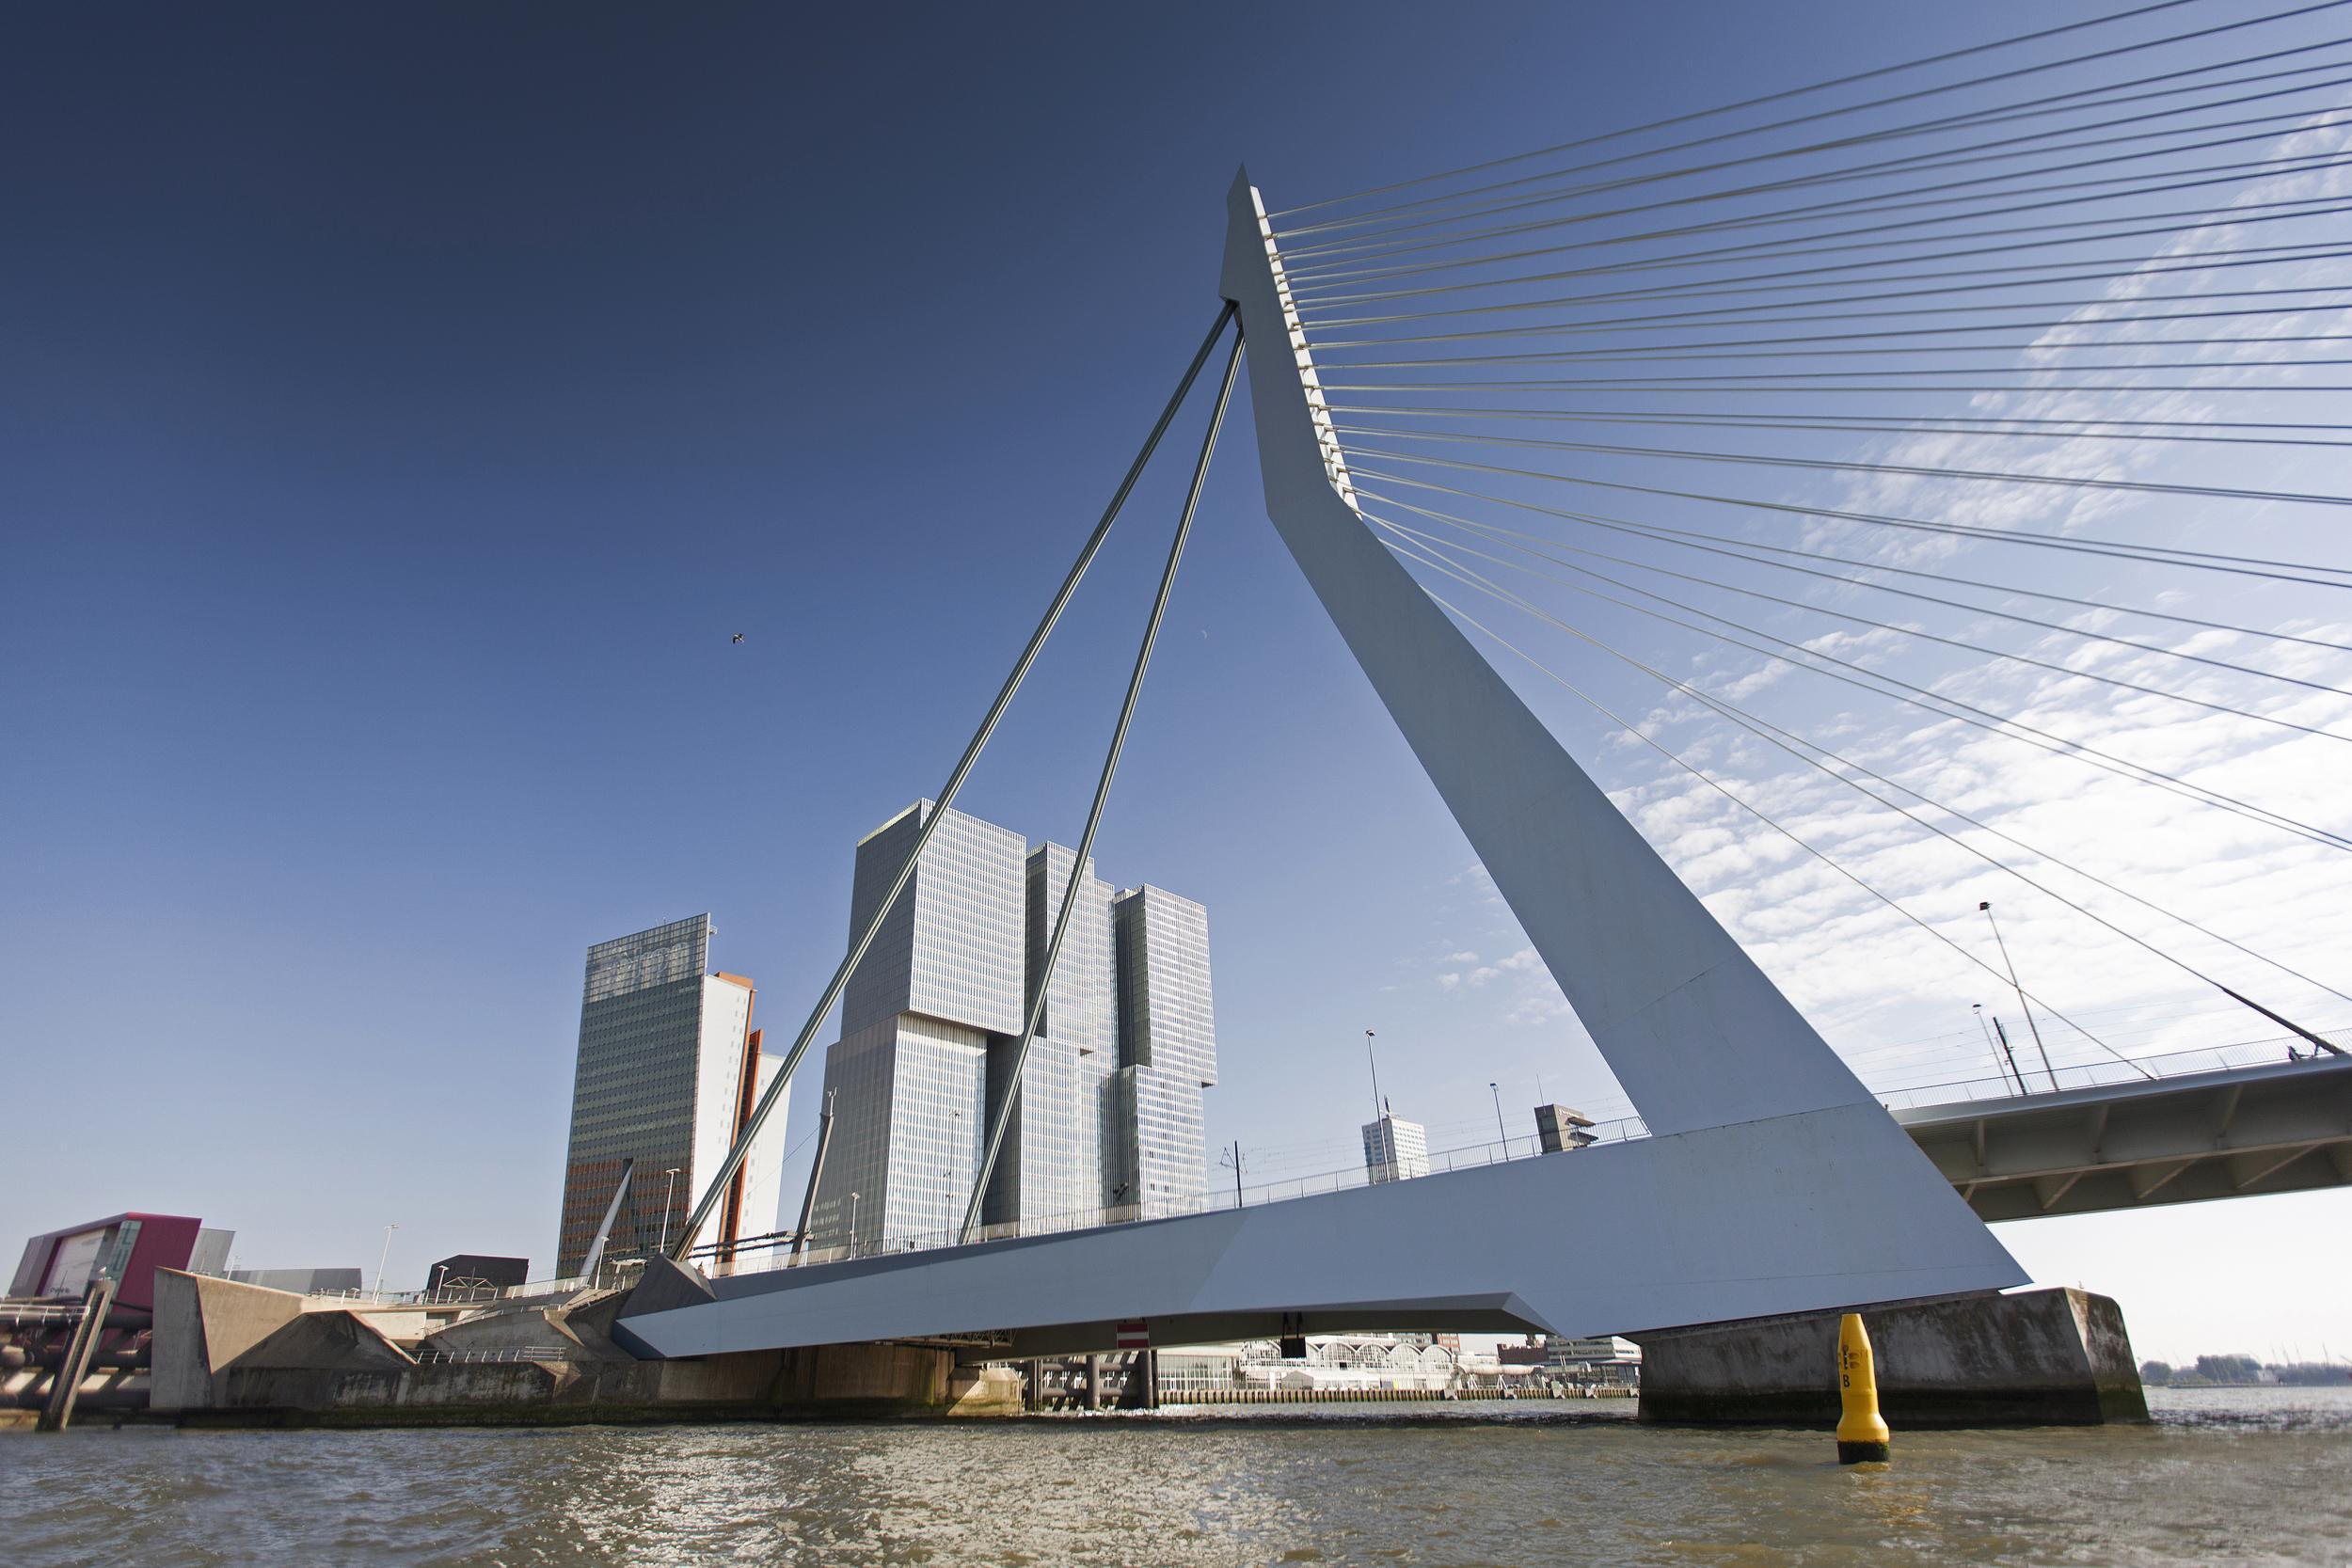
[694,1037,2343,1280]
[1872,1036,2328,1113]
[705,1113,1654,1279]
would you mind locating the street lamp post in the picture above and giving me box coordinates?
[1490,1082,1508,1152]
[1979,901,2058,1091]
[658,1167,682,1253]
[1365,1030,1382,1119]
[373,1223,399,1300]
[849,1192,861,1258]
[1973,1004,2024,1094]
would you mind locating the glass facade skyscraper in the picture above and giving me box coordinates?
[811,804,1216,1251]
[555,915,787,1276]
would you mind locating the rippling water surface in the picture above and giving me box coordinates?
[6,1387,2348,1566]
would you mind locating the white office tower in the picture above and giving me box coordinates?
[1362,1113,1429,1184]
[1114,885,1217,1217]
[810,803,1024,1253]
[555,915,787,1276]
[986,843,1115,1229]
[811,804,1218,1251]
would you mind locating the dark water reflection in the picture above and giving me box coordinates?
[6,1388,2347,1566]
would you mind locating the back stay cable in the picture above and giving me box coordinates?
[962,326,1246,1244]
[669,302,1238,1261]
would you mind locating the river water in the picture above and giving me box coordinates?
[6,1387,2347,1566]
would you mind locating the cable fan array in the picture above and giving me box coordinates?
[1261,0,2352,1111]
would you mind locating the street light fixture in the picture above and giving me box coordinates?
[373,1223,399,1300]
[1490,1082,1508,1151]
[1973,1003,2024,1095]
[1365,1029,1382,1119]
[849,1191,861,1258]
[1979,901,2058,1091]
[658,1167,682,1253]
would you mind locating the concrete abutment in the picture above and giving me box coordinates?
[1634,1287,2147,1427]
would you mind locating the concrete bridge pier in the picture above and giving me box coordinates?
[1633,1287,2147,1427]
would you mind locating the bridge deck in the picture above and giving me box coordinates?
[613,1054,2344,1359]
[1895,1054,2352,1222]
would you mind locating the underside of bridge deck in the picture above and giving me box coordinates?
[1898,1057,2352,1223]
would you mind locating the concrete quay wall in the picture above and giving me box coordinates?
[1635,1287,2147,1426]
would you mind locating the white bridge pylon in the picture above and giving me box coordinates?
[612,175,2026,1362]
[1213,167,2021,1279]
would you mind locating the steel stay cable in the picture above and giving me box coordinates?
[1291,197,2352,309]
[1353,486,2352,698]
[1367,508,2352,745]
[1296,241,2352,329]
[1325,376,2352,392]
[961,330,1244,1245]
[1311,283,2352,349]
[1340,470,2352,656]
[1343,478,2352,847]
[1333,402,2352,436]
[1386,546,2144,1068]
[1330,404,2352,450]
[1289,161,2352,299]
[1279,41,2352,252]
[1391,531,2350,1025]
[1337,428,2352,513]
[1283,89,2352,277]
[1320,325,2352,367]
[1336,336,2352,373]
[1348,501,2352,850]
[667,302,1239,1259]
[1270,0,2289,220]
[1342,453,2352,587]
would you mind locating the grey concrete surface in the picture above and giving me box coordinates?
[1635,1287,2148,1427]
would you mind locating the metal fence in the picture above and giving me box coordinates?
[707,1112,1652,1280]
[1874,1037,2328,1112]
[702,1037,2345,1282]
[411,1345,570,1365]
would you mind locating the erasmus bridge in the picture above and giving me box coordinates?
[616,1,2352,1361]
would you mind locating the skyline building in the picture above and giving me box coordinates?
[811,802,1216,1252]
[1362,1112,1429,1185]
[1112,882,1216,1214]
[554,915,786,1277]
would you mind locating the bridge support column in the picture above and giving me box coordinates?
[1634,1287,2147,1427]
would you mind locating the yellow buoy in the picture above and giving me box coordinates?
[1836,1312,1891,1465]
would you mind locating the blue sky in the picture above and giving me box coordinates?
[7,2,2349,1363]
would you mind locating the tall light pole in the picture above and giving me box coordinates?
[1973,1004,2023,1095]
[849,1192,861,1258]
[1979,901,2058,1091]
[658,1167,682,1253]
[1365,1029,1383,1119]
[1490,1082,1508,1150]
[373,1223,399,1299]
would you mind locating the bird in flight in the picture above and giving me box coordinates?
[731,633,745,644]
